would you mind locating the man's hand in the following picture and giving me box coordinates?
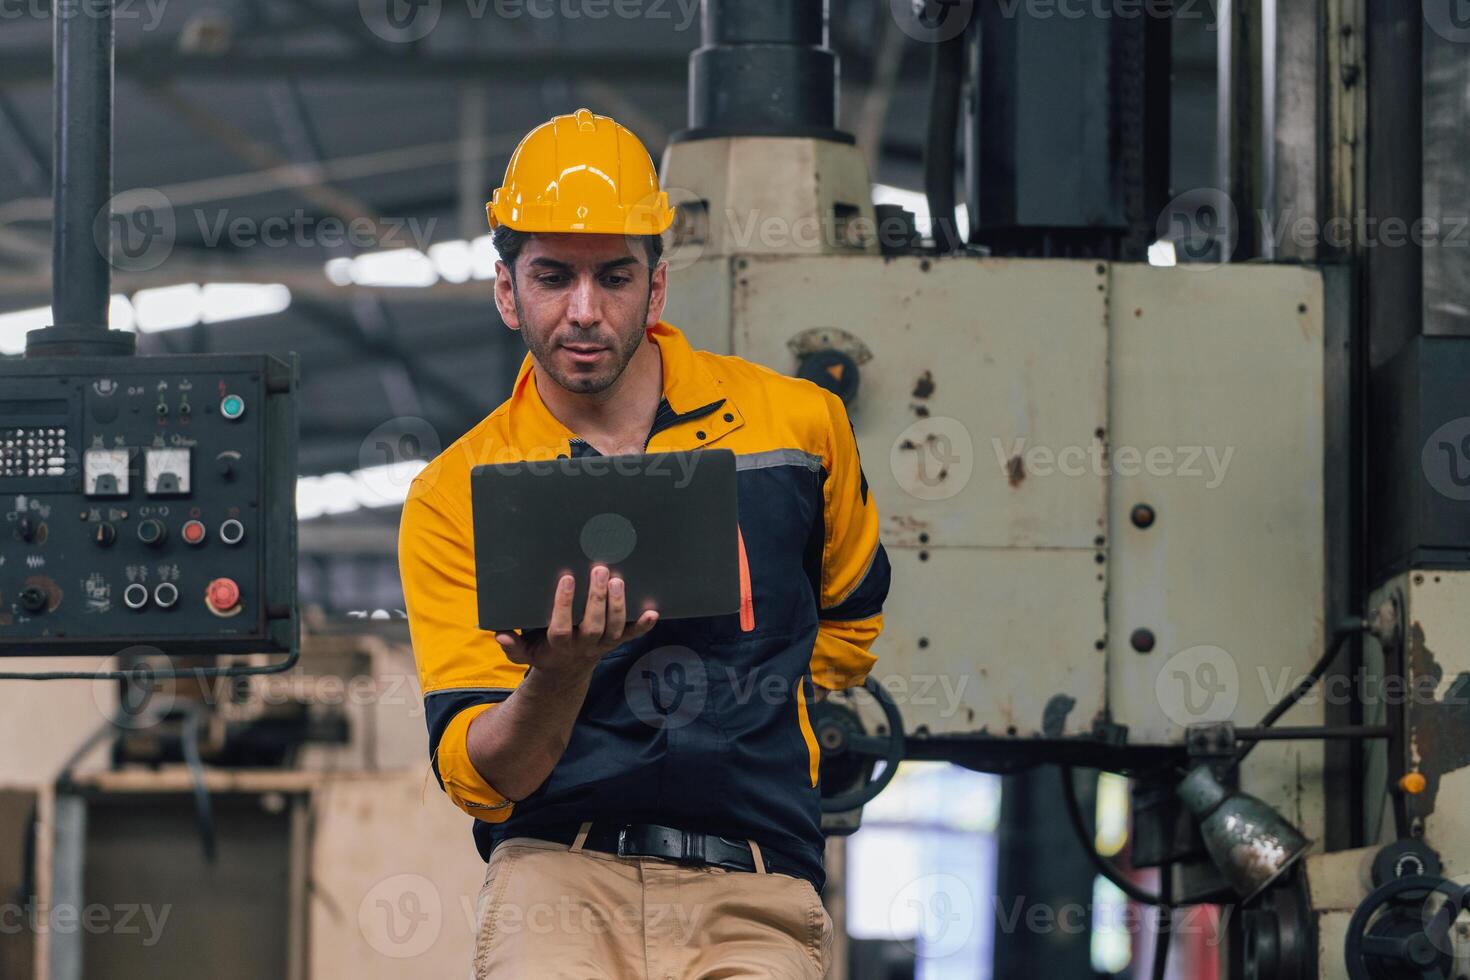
[494,565,658,681]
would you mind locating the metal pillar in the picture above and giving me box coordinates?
[27,0,135,358]
[672,0,849,144]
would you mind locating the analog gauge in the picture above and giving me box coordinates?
[84,448,130,496]
[145,447,191,495]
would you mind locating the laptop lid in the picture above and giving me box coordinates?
[471,448,739,631]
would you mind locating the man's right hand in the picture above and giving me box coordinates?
[494,565,658,681]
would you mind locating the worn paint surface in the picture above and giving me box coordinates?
[732,255,1108,739]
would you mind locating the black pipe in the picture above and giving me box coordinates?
[925,31,965,254]
[671,0,850,144]
[27,0,135,358]
[1235,725,1393,742]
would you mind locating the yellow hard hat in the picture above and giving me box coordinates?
[486,107,675,236]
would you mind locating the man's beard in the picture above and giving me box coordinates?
[513,285,651,395]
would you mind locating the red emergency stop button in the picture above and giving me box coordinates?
[206,577,240,614]
[182,519,206,545]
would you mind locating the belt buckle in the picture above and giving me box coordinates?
[615,827,632,858]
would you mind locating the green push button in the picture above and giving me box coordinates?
[220,394,245,420]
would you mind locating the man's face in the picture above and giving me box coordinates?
[494,232,667,396]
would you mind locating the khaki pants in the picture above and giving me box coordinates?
[472,836,833,980]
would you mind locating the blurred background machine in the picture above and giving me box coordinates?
[2,0,1469,978]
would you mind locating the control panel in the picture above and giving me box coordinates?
[0,354,297,656]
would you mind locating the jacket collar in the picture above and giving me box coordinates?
[503,320,744,457]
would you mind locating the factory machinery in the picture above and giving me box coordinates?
[656,2,1470,978]
[3,0,1468,978]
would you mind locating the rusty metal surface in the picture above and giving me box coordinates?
[728,254,1109,739]
[1106,263,1329,847]
[1400,572,1470,877]
[733,254,1110,553]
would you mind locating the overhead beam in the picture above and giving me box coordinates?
[0,49,690,84]
[0,260,492,302]
[141,81,384,227]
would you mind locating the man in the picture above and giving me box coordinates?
[399,108,891,980]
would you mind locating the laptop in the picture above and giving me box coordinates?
[471,449,740,631]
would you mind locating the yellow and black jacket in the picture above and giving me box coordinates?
[398,320,890,890]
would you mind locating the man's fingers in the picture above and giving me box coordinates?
[546,574,575,640]
[581,565,608,637]
[601,575,628,645]
[625,609,659,641]
[496,632,531,664]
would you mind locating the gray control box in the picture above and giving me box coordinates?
[0,353,297,656]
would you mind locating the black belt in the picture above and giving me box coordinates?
[501,823,812,884]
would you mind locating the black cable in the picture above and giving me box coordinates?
[1058,765,1179,909]
[1152,862,1173,980]
[1233,620,1365,767]
[52,682,218,861]
[0,645,299,681]
[178,703,217,863]
[924,28,966,254]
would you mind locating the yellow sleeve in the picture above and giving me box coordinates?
[399,475,527,821]
[812,390,891,690]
